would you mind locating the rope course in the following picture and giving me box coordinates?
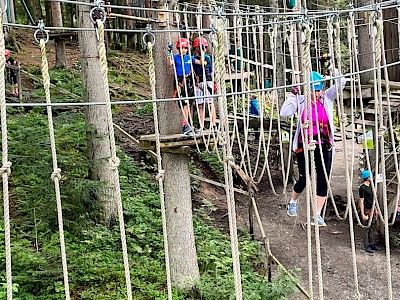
[3,0,400,299]
[37,24,71,300]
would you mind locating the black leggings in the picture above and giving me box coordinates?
[294,143,333,197]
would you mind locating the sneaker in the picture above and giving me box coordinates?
[369,244,380,251]
[287,202,297,217]
[364,245,374,254]
[310,215,327,227]
[182,124,193,137]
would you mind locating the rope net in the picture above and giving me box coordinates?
[2,1,400,299]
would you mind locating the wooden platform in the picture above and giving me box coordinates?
[140,133,217,153]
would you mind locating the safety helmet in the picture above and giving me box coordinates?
[4,49,10,57]
[193,37,208,48]
[310,71,324,91]
[361,169,371,179]
[176,38,189,49]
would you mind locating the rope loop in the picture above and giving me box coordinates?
[156,170,165,181]
[0,0,7,14]
[110,157,121,170]
[51,168,62,181]
[378,126,387,138]
[143,25,155,47]
[34,20,49,44]
[0,161,12,176]
[90,0,107,25]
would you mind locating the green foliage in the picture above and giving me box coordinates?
[198,151,224,181]
[0,65,299,299]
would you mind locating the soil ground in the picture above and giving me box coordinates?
[236,139,400,299]
[12,28,400,299]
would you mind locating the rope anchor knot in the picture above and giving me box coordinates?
[51,168,62,181]
[0,161,12,176]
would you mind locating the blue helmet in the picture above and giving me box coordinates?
[310,71,324,91]
[361,170,371,179]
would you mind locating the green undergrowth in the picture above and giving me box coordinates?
[0,66,299,299]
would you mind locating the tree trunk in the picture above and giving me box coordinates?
[356,1,374,84]
[125,0,134,49]
[153,13,200,288]
[77,0,118,226]
[9,0,15,23]
[51,1,67,68]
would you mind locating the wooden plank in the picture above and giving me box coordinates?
[368,100,400,107]
[224,71,254,81]
[352,119,376,126]
[368,79,400,89]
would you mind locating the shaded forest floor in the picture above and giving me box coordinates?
[11,28,400,299]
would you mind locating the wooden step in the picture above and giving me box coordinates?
[352,119,376,127]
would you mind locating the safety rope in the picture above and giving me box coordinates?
[39,37,71,300]
[96,19,133,300]
[374,15,393,300]
[147,40,172,300]
[344,13,361,300]
[215,17,243,300]
[0,13,13,300]
[301,21,315,300]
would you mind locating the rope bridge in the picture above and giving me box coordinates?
[2,1,400,299]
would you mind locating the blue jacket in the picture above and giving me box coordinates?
[173,54,192,77]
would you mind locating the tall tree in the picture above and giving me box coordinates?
[152,6,200,288]
[77,0,118,225]
[356,0,374,84]
[50,1,67,68]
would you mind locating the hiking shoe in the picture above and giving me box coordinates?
[287,202,297,217]
[364,245,374,254]
[182,124,193,137]
[310,215,327,227]
[369,244,380,251]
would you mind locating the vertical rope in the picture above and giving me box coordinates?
[301,22,314,300]
[96,19,133,300]
[343,13,361,300]
[215,17,243,300]
[0,14,13,300]
[39,38,71,300]
[374,15,393,300]
[304,22,324,300]
[147,41,172,300]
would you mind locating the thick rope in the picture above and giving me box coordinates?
[301,22,314,300]
[96,19,133,300]
[343,13,361,299]
[215,17,243,300]
[39,38,71,300]
[0,14,13,300]
[147,41,172,300]
[374,16,393,300]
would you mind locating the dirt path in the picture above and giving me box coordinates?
[245,139,400,299]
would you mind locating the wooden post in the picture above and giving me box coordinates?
[17,62,22,100]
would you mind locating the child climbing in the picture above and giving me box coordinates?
[167,37,195,136]
[5,49,19,97]
[192,36,217,132]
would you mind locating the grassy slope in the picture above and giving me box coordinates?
[0,36,298,299]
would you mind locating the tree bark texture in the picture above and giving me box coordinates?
[77,1,118,226]
[356,0,374,84]
[153,16,200,288]
[51,1,67,68]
